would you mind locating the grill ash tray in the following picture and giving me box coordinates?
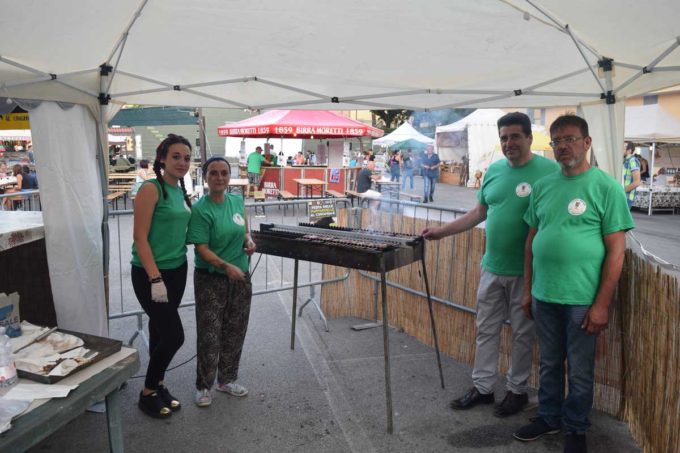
[17,329,123,385]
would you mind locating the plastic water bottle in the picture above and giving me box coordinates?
[0,327,17,388]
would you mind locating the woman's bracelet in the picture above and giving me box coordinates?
[149,276,163,283]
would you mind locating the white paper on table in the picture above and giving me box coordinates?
[3,383,78,400]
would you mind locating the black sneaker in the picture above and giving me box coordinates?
[138,391,172,419]
[429,196,434,202]
[157,384,181,411]
[564,433,587,453]
[513,417,560,441]
[494,391,528,417]
[449,387,494,410]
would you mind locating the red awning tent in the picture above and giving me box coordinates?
[218,110,384,139]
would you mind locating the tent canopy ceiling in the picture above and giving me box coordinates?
[2,1,680,111]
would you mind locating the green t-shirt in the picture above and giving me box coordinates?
[187,193,249,274]
[247,152,264,173]
[623,155,640,202]
[524,167,635,305]
[476,155,559,275]
[131,179,191,269]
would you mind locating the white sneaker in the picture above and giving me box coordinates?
[215,382,248,397]
[195,389,212,407]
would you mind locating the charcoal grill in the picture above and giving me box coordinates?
[252,222,444,433]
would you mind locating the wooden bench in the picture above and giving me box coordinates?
[253,191,266,216]
[108,184,133,191]
[277,190,296,215]
[106,191,126,210]
[278,190,296,200]
[399,192,422,203]
[325,190,345,198]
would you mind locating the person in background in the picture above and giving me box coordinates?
[286,155,294,166]
[3,165,24,210]
[188,157,257,407]
[294,151,305,165]
[356,160,380,193]
[21,165,38,190]
[637,152,649,181]
[421,145,440,203]
[0,160,8,177]
[401,149,414,190]
[263,145,277,166]
[131,159,155,198]
[389,150,401,182]
[515,114,634,452]
[246,146,271,196]
[131,134,193,419]
[27,144,34,163]
[623,141,641,209]
[422,112,559,419]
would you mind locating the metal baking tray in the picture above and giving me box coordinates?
[16,329,122,384]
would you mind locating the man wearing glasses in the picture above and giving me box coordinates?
[422,112,558,418]
[515,114,634,453]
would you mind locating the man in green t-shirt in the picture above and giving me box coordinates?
[246,146,271,195]
[422,112,559,418]
[514,115,634,452]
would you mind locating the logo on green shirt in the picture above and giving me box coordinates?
[515,182,532,197]
[567,198,587,216]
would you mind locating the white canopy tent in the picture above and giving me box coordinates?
[435,109,550,183]
[624,104,680,215]
[373,122,434,147]
[2,0,680,332]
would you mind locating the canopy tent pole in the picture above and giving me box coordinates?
[648,142,656,216]
[99,64,112,324]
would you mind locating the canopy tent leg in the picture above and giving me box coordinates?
[648,142,656,216]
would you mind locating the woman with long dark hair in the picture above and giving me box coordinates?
[187,157,256,407]
[131,134,192,418]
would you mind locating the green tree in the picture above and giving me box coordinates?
[371,110,413,132]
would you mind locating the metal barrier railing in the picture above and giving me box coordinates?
[107,197,356,346]
[0,190,41,211]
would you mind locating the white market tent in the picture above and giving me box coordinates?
[2,0,680,333]
[624,104,680,215]
[373,122,434,147]
[625,104,680,144]
[435,109,549,181]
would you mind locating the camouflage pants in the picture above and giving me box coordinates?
[194,270,252,391]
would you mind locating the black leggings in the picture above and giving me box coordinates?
[131,262,187,390]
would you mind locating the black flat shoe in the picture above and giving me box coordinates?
[157,385,181,411]
[138,391,172,419]
[450,387,494,410]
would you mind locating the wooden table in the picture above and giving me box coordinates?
[228,178,249,197]
[292,178,327,198]
[107,173,136,183]
[0,348,139,453]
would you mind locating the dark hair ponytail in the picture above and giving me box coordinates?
[153,133,192,208]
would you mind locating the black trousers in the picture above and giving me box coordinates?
[131,262,187,390]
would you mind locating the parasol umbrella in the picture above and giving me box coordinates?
[217,110,384,139]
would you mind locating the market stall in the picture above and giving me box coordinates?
[625,104,680,215]
[218,110,384,197]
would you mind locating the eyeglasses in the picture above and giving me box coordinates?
[549,136,583,148]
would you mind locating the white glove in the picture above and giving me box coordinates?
[150,280,168,303]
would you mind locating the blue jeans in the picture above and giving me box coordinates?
[533,299,596,434]
[423,175,437,199]
[390,172,400,182]
[401,170,414,189]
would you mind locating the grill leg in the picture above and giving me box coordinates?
[421,253,445,389]
[380,269,394,434]
[290,259,299,350]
